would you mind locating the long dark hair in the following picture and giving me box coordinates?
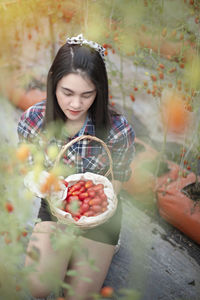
[44,42,113,139]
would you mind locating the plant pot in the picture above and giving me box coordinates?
[155,160,180,190]
[123,138,158,195]
[157,172,200,244]
[9,88,46,111]
[123,138,178,197]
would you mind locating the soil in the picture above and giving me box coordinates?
[182,182,200,203]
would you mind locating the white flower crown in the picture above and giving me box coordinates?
[66,33,105,61]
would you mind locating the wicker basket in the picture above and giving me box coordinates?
[47,135,118,229]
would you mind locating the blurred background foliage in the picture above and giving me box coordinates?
[0,0,199,87]
[0,0,200,299]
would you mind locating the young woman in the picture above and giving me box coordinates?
[17,34,135,299]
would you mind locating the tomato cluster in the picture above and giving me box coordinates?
[62,180,108,221]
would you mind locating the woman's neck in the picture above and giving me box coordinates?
[65,117,86,137]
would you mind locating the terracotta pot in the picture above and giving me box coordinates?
[155,161,180,190]
[157,172,200,244]
[9,88,46,111]
[123,138,158,195]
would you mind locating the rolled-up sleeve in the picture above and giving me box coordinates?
[17,101,46,165]
[107,116,135,182]
[17,101,46,143]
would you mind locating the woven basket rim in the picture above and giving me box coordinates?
[47,135,117,228]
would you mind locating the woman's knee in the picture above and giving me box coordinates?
[25,221,74,297]
[27,274,52,299]
[30,288,51,299]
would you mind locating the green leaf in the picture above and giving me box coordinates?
[80,276,92,283]
[27,246,40,262]
[88,258,100,272]
[61,282,75,296]
[76,260,87,267]
[120,288,141,300]
[111,70,117,76]
[66,269,78,277]
[62,282,72,290]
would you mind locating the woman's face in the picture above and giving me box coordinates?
[56,73,96,123]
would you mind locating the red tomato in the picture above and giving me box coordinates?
[67,195,79,203]
[91,205,102,213]
[72,183,82,190]
[68,182,83,195]
[89,197,102,206]
[102,201,108,207]
[65,203,70,212]
[97,189,104,195]
[83,197,91,204]
[93,184,104,191]
[71,190,81,196]
[85,180,93,189]
[79,192,89,200]
[68,187,76,195]
[71,211,81,218]
[68,186,72,192]
[99,192,107,201]
[83,210,94,217]
[88,190,96,198]
[79,186,86,193]
[93,213,101,216]
[78,180,86,186]
[100,286,114,297]
[80,203,90,213]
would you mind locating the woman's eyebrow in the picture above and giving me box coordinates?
[61,87,96,94]
[61,87,73,92]
[82,90,96,94]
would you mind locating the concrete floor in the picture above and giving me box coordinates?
[1,96,200,300]
[104,194,200,300]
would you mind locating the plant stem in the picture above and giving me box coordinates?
[48,14,56,62]
[84,0,88,33]
[119,53,126,112]
[155,125,167,178]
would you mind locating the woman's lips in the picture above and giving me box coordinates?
[68,110,81,115]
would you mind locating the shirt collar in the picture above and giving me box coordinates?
[60,115,95,140]
[82,115,95,136]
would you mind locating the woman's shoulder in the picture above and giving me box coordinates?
[110,112,134,133]
[21,100,46,118]
[17,100,46,140]
[108,112,135,144]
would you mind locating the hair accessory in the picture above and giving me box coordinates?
[66,33,105,61]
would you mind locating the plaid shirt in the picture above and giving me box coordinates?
[17,100,135,182]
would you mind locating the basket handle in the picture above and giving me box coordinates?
[54,135,114,181]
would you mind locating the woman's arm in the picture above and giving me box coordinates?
[108,114,135,185]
